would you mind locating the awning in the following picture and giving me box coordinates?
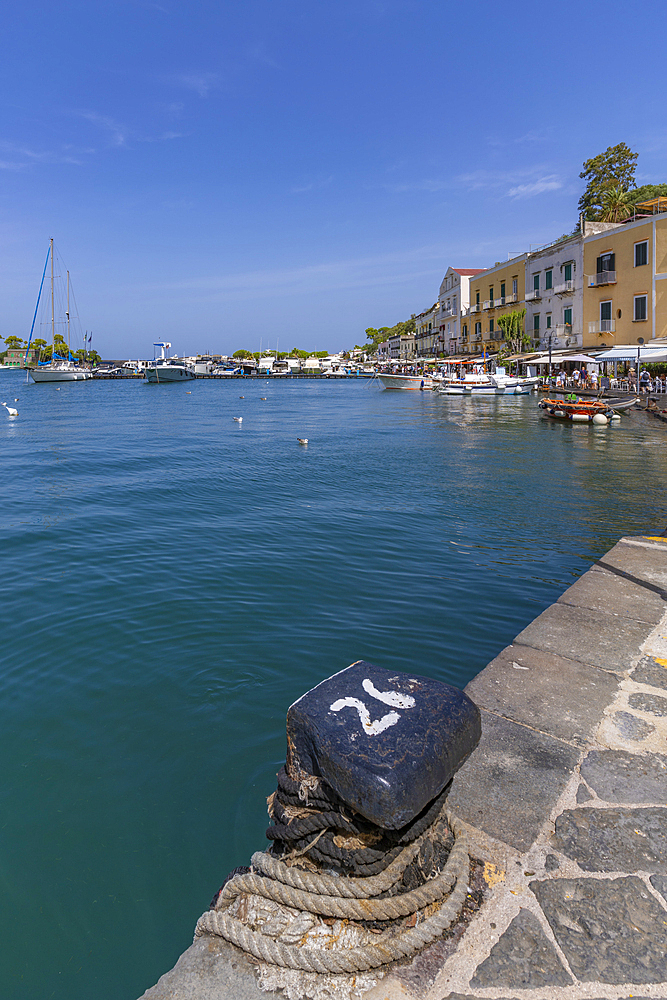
[595,345,667,362]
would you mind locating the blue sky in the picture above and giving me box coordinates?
[1,0,666,358]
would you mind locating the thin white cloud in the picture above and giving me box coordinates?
[507,175,562,199]
[173,73,219,97]
[291,175,333,194]
[0,141,82,167]
[77,111,128,147]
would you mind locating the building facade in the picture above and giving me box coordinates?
[2,346,39,367]
[437,267,485,355]
[583,213,667,349]
[388,332,416,360]
[414,305,438,356]
[466,255,529,354]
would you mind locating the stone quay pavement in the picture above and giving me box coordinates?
[140,533,667,1000]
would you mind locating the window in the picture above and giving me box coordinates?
[462,324,468,337]
[597,252,615,273]
[533,273,540,291]
[600,301,612,330]
[564,263,572,282]
[489,286,494,302]
[563,307,572,327]
[476,291,480,305]
[533,314,540,331]
[546,314,552,328]
[475,321,481,336]
[545,269,553,290]
[635,241,648,267]
[512,278,518,296]
[634,295,647,321]
[500,282,506,298]
[489,318,494,333]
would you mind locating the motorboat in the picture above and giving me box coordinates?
[488,373,541,395]
[145,343,196,383]
[437,374,502,395]
[377,373,435,389]
[538,396,638,424]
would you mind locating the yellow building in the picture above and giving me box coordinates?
[465,254,529,354]
[583,208,667,350]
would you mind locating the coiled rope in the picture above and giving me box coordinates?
[195,811,469,974]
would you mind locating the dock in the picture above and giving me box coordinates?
[138,531,667,1000]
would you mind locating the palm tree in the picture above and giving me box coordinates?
[600,185,630,223]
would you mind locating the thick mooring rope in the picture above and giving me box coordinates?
[195,813,469,974]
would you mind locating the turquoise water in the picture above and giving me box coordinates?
[1,372,666,999]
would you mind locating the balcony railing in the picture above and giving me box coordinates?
[588,319,616,334]
[554,279,574,295]
[505,292,517,304]
[469,303,480,313]
[494,297,505,308]
[482,299,493,310]
[590,271,617,286]
[439,306,456,319]
[525,288,541,302]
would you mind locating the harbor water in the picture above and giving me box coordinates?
[1,372,666,1000]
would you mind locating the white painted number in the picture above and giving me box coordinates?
[330,679,416,737]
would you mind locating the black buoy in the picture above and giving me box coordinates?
[286,659,481,830]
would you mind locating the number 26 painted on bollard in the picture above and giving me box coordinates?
[329,678,416,737]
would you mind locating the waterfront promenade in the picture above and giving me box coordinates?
[140,531,667,1000]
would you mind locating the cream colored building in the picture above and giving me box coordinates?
[414,305,438,356]
[437,267,485,355]
[583,209,667,350]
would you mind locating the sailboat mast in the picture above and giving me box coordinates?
[67,270,70,349]
[50,238,55,347]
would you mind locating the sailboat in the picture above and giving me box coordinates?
[27,240,93,383]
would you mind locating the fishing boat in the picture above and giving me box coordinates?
[27,240,93,382]
[145,343,196,382]
[377,373,435,389]
[538,396,638,424]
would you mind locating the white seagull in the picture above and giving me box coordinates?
[2,402,18,416]
[297,437,308,445]
[233,416,243,422]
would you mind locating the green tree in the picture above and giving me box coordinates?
[578,142,638,220]
[496,308,528,356]
[233,349,253,358]
[4,336,24,350]
[600,185,631,223]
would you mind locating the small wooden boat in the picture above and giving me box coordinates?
[539,396,638,424]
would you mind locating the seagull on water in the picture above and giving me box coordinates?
[297,437,308,445]
[233,416,243,422]
[260,397,267,400]
[2,402,18,416]
[239,395,245,398]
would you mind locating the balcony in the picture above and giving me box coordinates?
[588,319,616,334]
[505,292,517,304]
[440,306,456,319]
[590,271,617,286]
[525,288,541,302]
[494,297,505,308]
[554,279,575,295]
[482,299,493,310]
[469,303,480,314]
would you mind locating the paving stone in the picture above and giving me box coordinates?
[552,807,667,872]
[558,565,667,623]
[630,691,667,717]
[576,783,594,803]
[612,710,655,740]
[650,874,667,902]
[513,602,654,673]
[286,660,481,828]
[531,875,667,983]
[581,750,667,803]
[599,537,667,591]
[471,908,572,988]
[634,656,667,691]
[138,935,274,999]
[447,710,579,852]
[545,853,560,871]
[465,644,619,746]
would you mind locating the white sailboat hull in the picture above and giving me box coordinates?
[30,365,92,382]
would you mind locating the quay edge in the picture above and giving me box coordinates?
[139,531,667,1000]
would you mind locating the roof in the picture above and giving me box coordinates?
[452,268,486,276]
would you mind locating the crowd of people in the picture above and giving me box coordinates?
[547,367,667,393]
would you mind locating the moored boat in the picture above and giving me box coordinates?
[538,396,638,424]
[377,373,435,390]
[145,343,196,382]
